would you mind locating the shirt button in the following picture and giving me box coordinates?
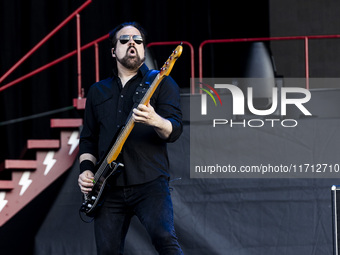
[118,110,122,113]
[120,95,124,98]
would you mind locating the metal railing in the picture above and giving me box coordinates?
[199,35,340,90]
[0,0,92,95]
[1,0,340,96]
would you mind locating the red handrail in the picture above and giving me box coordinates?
[94,43,100,82]
[76,14,82,98]
[304,38,309,89]
[0,0,92,85]
[199,35,340,89]
[0,34,109,93]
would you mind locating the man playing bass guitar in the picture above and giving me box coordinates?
[77,22,184,255]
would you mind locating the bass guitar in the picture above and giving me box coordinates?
[80,44,183,217]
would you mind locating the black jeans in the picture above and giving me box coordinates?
[94,177,183,255]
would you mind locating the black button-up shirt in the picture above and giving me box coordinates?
[79,64,183,186]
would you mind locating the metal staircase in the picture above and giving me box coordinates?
[0,1,90,228]
[0,118,82,226]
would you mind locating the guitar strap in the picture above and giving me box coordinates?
[132,69,160,109]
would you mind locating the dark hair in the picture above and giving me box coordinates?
[109,21,146,49]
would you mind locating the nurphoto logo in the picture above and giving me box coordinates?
[199,82,312,128]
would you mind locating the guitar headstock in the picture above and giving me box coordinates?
[159,44,183,77]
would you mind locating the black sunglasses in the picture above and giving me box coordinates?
[119,35,143,45]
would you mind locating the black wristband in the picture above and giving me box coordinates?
[80,160,95,174]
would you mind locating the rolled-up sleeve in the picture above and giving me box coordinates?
[154,76,183,143]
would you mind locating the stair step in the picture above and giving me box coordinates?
[5,160,37,169]
[0,180,14,190]
[50,118,83,128]
[27,139,60,149]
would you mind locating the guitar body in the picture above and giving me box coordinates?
[80,161,123,217]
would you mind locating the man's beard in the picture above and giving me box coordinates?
[116,46,145,70]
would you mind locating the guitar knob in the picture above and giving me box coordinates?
[87,204,92,208]
[91,196,96,200]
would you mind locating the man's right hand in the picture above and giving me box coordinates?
[78,170,94,194]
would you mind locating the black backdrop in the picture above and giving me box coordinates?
[1,1,339,255]
[0,0,269,164]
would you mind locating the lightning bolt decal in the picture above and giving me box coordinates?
[0,192,8,212]
[43,151,57,176]
[18,172,33,196]
[68,131,79,155]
